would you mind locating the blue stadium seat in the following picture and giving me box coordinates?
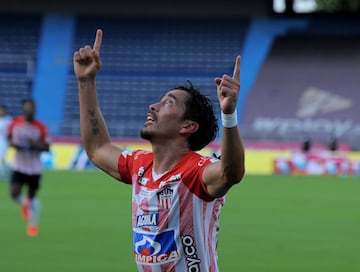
[0,14,41,117]
[62,17,248,137]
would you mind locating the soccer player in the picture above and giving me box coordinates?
[0,104,11,180]
[74,29,245,271]
[7,98,51,236]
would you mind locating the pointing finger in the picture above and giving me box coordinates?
[93,29,103,53]
[73,51,80,61]
[232,55,240,81]
[214,77,222,86]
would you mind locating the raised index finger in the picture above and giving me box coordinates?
[232,55,241,81]
[93,29,103,53]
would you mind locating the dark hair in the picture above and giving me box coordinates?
[21,98,35,106]
[173,81,218,151]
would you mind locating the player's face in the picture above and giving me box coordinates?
[23,101,35,119]
[141,89,189,141]
[0,107,5,117]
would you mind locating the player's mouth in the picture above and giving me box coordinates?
[144,113,156,126]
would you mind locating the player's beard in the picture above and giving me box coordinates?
[140,127,152,141]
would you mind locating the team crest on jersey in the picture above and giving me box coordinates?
[134,229,180,265]
[157,186,173,210]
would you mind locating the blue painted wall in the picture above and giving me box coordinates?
[32,15,75,136]
[237,18,308,124]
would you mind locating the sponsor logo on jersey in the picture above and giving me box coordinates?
[198,156,210,167]
[137,166,149,185]
[157,186,173,210]
[140,188,153,198]
[181,235,201,271]
[159,173,182,188]
[138,177,149,186]
[136,213,159,227]
[134,229,180,264]
[168,173,181,182]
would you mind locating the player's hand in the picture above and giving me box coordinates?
[73,29,103,81]
[215,55,240,114]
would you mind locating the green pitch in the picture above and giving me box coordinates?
[0,171,359,272]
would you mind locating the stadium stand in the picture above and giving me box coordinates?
[0,14,41,117]
[62,17,249,137]
[1,13,359,149]
[241,21,360,149]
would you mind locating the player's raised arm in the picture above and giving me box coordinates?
[74,29,122,180]
[203,56,245,197]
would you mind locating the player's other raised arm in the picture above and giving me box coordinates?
[74,29,122,180]
[204,56,245,198]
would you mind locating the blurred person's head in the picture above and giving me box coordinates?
[0,105,7,117]
[22,98,36,122]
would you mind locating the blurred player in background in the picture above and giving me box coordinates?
[0,104,11,180]
[7,98,51,236]
[74,29,245,271]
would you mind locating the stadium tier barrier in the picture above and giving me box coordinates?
[4,139,360,176]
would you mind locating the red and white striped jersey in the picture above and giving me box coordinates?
[118,150,224,272]
[7,116,50,175]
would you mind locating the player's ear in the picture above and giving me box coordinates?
[180,120,199,134]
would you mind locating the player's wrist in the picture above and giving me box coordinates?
[78,78,97,91]
[221,109,238,128]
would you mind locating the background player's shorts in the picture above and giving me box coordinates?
[11,171,41,191]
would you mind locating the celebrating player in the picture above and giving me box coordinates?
[74,29,245,271]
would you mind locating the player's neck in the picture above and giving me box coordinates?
[152,141,190,174]
[24,116,34,122]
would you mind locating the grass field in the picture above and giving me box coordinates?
[0,171,359,272]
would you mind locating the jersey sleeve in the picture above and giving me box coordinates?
[7,117,18,139]
[41,124,50,143]
[181,154,218,202]
[34,121,50,143]
[117,149,137,184]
